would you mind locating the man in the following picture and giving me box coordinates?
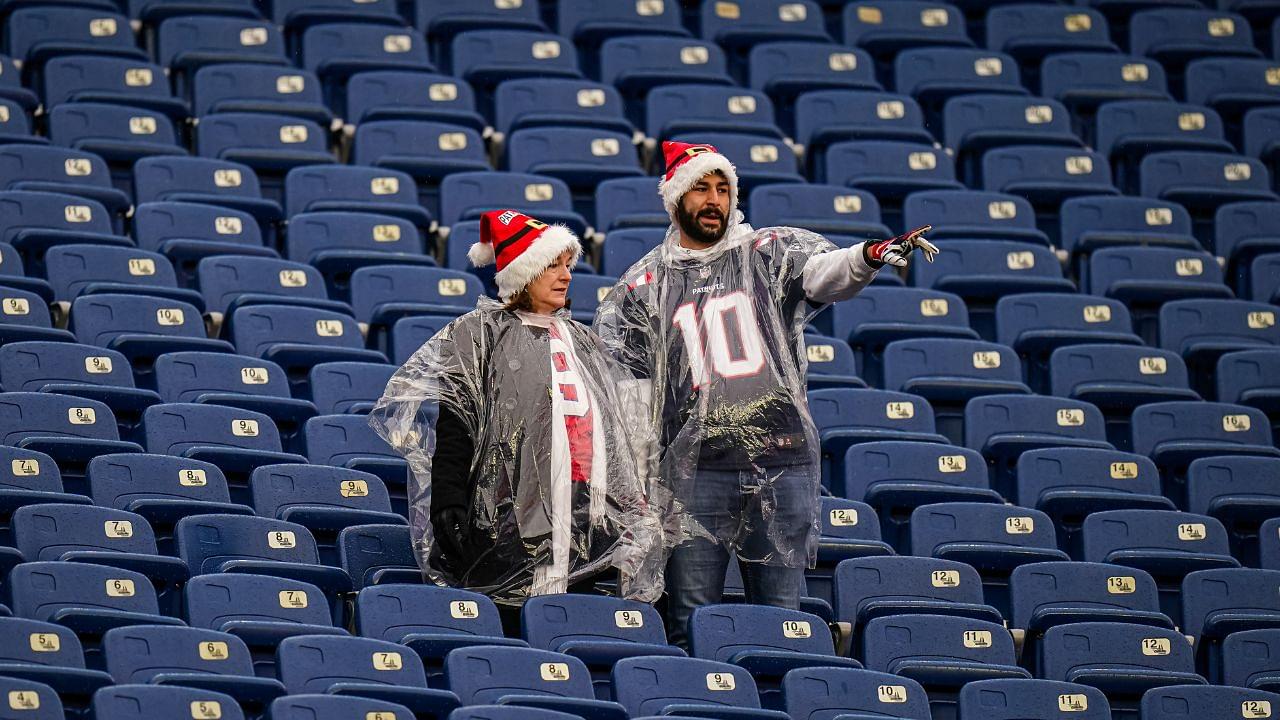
[593,140,937,647]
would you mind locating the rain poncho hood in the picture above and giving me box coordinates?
[370,298,667,603]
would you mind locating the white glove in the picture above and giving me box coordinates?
[863,225,939,268]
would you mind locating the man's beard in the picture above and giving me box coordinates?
[676,202,728,244]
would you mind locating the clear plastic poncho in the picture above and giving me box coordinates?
[369,298,667,604]
[594,216,854,569]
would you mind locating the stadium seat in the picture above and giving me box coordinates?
[701,0,830,76]
[809,388,949,484]
[1039,622,1204,720]
[304,414,408,516]
[0,677,62,720]
[284,165,433,240]
[0,98,40,146]
[350,265,482,344]
[0,145,129,231]
[1142,152,1277,244]
[862,613,1029,720]
[0,340,161,435]
[647,85,780,143]
[749,184,890,245]
[903,191,1048,246]
[0,443,87,535]
[86,452,250,553]
[894,48,1025,128]
[301,24,434,110]
[748,43,877,130]
[47,104,185,191]
[796,91,932,180]
[0,615,111,714]
[227,305,387,390]
[909,502,1068,617]
[843,1,972,63]
[600,36,734,120]
[271,695,416,720]
[496,78,632,140]
[805,498,894,606]
[1009,562,1170,677]
[389,314,455,364]
[842,441,1001,551]
[285,214,430,299]
[593,177,667,233]
[269,0,400,35]
[306,361,394,416]
[1097,102,1235,194]
[783,667,930,720]
[0,391,141,484]
[689,604,858,709]
[351,121,490,216]
[1223,627,1280,692]
[1186,57,1280,132]
[983,146,1118,242]
[1082,509,1239,625]
[611,655,787,720]
[0,54,37,111]
[1182,567,1280,680]
[6,8,145,74]
[911,241,1076,340]
[1250,252,1280,304]
[197,255,345,319]
[1040,53,1171,137]
[336,524,418,591]
[132,202,276,286]
[127,0,258,26]
[155,16,288,95]
[446,645,623,719]
[1049,344,1200,448]
[70,293,233,383]
[93,685,244,720]
[450,30,580,114]
[825,141,962,226]
[440,172,585,236]
[833,555,1002,642]
[943,95,1081,185]
[1131,400,1279,504]
[557,0,688,66]
[507,128,644,216]
[0,286,73,347]
[1014,448,1175,555]
[959,679,1110,720]
[1059,196,1199,284]
[1159,299,1280,398]
[1217,349,1280,442]
[416,0,545,68]
[1246,106,1280,185]
[132,156,283,237]
[1131,9,1260,81]
[985,6,1117,73]
[600,228,662,277]
[802,335,866,391]
[345,71,484,134]
[0,240,56,311]
[819,287,979,388]
[882,338,1029,445]
[964,394,1112,500]
[522,595,684,699]
[101,625,285,715]
[1143,685,1280,720]
[195,113,333,202]
[45,244,200,309]
[558,274,612,326]
[192,65,330,127]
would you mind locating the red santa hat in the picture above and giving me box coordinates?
[469,209,582,301]
[658,140,739,221]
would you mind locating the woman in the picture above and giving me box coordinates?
[370,210,666,605]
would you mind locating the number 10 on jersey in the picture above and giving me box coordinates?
[672,290,766,389]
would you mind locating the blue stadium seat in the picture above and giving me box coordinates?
[894,48,1025,126]
[195,113,333,202]
[600,228,662,277]
[1251,251,1280,303]
[833,555,1002,641]
[964,394,1112,500]
[286,212,432,298]
[1245,105,1280,181]
[1182,567,1280,681]
[47,104,185,191]
[1041,53,1170,137]
[882,338,1029,445]
[228,305,387,389]
[346,71,484,133]
[193,65,330,127]
[132,157,283,238]
[71,293,233,383]
[842,441,1000,551]
[1010,562,1170,677]
[819,287,979,388]
[45,244,199,308]
[0,677,61,720]
[1059,196,1198,284]
[269,0,400,34]
[611,655,788,720]
[558,274,611,326]
[1186,57,1280,128]
[416,1,545,67]
[904,191,1047,246]
[1142,152,1277,244]
[451,30,579,114]
[689,604,858,709]
[127,0,258,25]
[701,0,829,75]
[1014,448,1174,555]
[352,121,490,216]
[142,402,305,503]
[0,443,87,539]
[1038,622,1204,719]
[0,391,141,483]
[86,452,250,552]
[285,165,431,233]
[912,241,1075,341]
[783,667,930,720]
[101,625,286,714]
[274,695,418,720]
[440,172,585,237]
[944,95,1080,186]
[1143,686,1280,720]
[6,8,145,71]
[593,177,666,233]
[1098,102,1234,194]
[301,24,433,110]
[0,98,42,146]
[1082,509,1239,625]
[196,255,344,318]
[304,413,408,515]
[797,91,932,181]
[0,240,55,310]
[7,561,179,653]
[809,388,949,484]
[42,56,186,119]
[0,286,73,346]
[802,335,866,391]
[0,145,129,231]
[1217,349,1280,443]
[389,314,455,364]
[175,513,352,608]
[910,502,1067,617]
[668,131,802,194]
[0,54,37,111]
[307,361,394,416]
[496,78,632,139]
[1159,299,1280,398]
[748,43,877,128]
[93,685,245,720]
[556,0,688,59]
[750,185,890,245]
[155,16,288,95]
[0,615,113,712]
[825,142,962,222]
[251,463,402,562]
[600,36,733,117]
[507,128,643,213]
[985,6,1117,72]
[337,524,417,591]
[523,595,684,699]
[1133,399,1279,507]
[1131,9,1260,80]
[982,147,1118,240]
[1224,628,1280,692]
[959,679,1110,720]
[862,614,1029,720]
[185,573,345,673]
[350,265,482,341]
[446,645,622,720]
[806,498,894,606]
[843,2,972,61]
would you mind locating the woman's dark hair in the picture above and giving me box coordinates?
[504,288,535,313]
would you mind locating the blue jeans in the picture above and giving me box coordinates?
[664,465,813,649]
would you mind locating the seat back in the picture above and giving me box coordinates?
[144,402,285,456]
[844,441,989,501]
[451,30,580,82]
[1159,299,1280,356]
[7,7,138,63]
[154,351,292,403]
[46,245,180,303]
[133,202,263,254]
[1182,567,1280,641]
[594,176,668,231]
[825,287,973,344]
[0,190,115,242]
[783,666,930,720]
[1186,57,1280,108]
[8,561,160,622]
[1081,509,1233,562]
[496,78,627,136]
[351,120,487,170]
[827,140,958,193]
[862,614,1017,671]
[1130,8,1256,61]
[1140,151,1274,202]
[796,89,927,147]
[994,293,1135,348]
[284,164,421,219]
[286,211,422,263]
[0,341,136,391]
[104,625,256,683]
[601,228,663,277]
[133,156,265,205]
[251,463,393,517]
[1217,349,1280,406]
[895,48,1023,98]
[339,524,417,590]
[356,584,506,642]
[943,94,1075,153]
[1015,447,1163,507]
[833,555,988,625]
[748,42,876,96]
[71,294,208,347]
[910,502,1059,557]
[645,84,775,140]
[804,334,861,378]
[523,594,668,651]
[269,695,412,720]
[350,265,482,323]
[229,305,368,356]
[1095,101,1227,158]
[196,255,328,314]
[48,103,180,151]
[308,361,395,415]
[883,338,1024,391]
[612,656,765,717]
[1041,53,1169,105]
[818,498,885,542]
[1224,628,1280,689]
[185,573,333,632]
[844,1,969,51]
[599,36,730,89]
[88,452,233,509]
[958,679,1109,720]
[93,685,245,720]
[964,394,1107,451]
[1008,561,1162,630]
[155,15,286,71]
[195,112,329,160]
[0,616,88,670]
[301,24,431,75]
[440,171,575,228]
[914,240,1068,289]
[750,184,884,237]
[1039,621,1196,679]
[346,71,479,126]
[0,144,116,193]
[556,0,682,43]
[175,513,322,574]
[982,146,1115,196]
[0,677,61,720]
[1131,401,1273,457]
[808,388,940,438]
[278,634,431,693]
[507,128,643,182]
[564,276,616,325]
[1059,196,1194,257]
[304,414,400,468]
[193,63,324,117]
[904,190,1039,240]
[1049,344,1193,398]
[701,0,828,47]
[446,646,594,704]
[45,54,172,109]
[1143,686,1280,720]
[13,503,159,560]
[0,446,62,495]
[0,392,123,444]
[390,314,456,364]
[690,604,834,662]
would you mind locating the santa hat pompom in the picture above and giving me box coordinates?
[468,240,495,267]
